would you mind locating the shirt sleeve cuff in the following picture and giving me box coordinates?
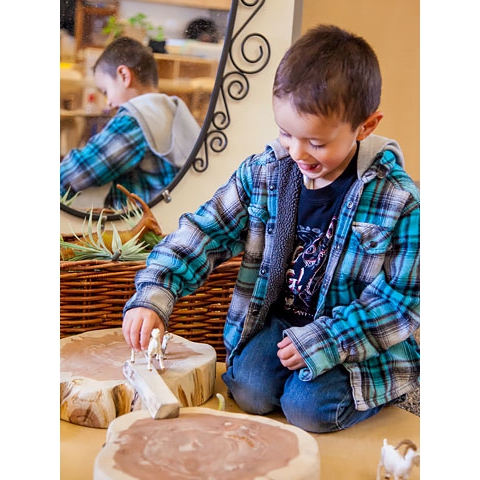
[123,286,176,329]
[284,321,342,381]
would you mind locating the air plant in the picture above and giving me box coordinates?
[60,184,164,261]
[119,193,163,248]
[60,210,150,261]
[60,187,81,207]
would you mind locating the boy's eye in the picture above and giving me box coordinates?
[310,143,324,149]
[279,130,291,138]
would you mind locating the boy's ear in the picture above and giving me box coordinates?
[117,65,133,87]
[356,111,384,141]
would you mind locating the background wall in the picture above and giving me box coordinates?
[301,0,420,182]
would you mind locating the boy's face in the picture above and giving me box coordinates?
[94,66,131,109]
[273,97,364,187]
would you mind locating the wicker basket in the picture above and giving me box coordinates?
[60,256,242,361]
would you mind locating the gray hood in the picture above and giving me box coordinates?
[123,93,201,168]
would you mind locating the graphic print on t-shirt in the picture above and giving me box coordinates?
[279,145,358,325]
[283,217,337,322]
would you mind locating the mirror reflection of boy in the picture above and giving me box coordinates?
[60,37,200,209]
[122,25,420,433]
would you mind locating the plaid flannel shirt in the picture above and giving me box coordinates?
[125,134,420,411]
[60,108,179,209]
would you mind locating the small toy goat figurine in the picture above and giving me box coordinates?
[376,438,420,480]
[130,330,173,371]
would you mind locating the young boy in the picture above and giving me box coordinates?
[60,36,200,209]
[122,24,420,433]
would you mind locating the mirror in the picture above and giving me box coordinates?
[60,0,271,221]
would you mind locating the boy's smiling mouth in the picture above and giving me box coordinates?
[298,162,321,173]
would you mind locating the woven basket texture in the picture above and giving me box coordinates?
[60,256,242,361]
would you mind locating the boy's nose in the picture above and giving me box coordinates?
[288,139,306,161]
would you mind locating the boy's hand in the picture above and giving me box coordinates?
[123,307,164,352]
[277,336,306,370]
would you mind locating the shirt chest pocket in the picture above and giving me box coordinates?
[343,222,393,283]
[352,222,392,254]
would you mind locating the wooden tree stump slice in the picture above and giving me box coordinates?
[60,328,216,428]
[94,408,320,480]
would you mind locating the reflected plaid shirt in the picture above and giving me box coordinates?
[60,109,179,209]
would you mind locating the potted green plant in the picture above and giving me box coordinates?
[103,13,167,53]
[102,15,123,41]
[148,25,167,54]
[103,15,146,44]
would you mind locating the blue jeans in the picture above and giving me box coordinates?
[222,313,384,433]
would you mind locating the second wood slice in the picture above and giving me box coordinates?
[94,408,321,480]
[60,328,216,428]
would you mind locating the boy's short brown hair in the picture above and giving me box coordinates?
[93,36,159,87]
[273,24,382,129]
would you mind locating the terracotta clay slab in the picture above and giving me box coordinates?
[60,328,216,428]
[94,408,321,480]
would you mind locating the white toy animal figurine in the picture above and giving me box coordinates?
[376,438,420,480]
[146,328,163,371]
[130,330,173,371]
[158,332,173,368]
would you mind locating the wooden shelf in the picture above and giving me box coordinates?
[153,52,218,80]
[158,77,215,125]
[74,0,119,53]
[127,0,231,11]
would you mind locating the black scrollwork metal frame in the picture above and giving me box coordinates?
[190,0,271,175]
[61,0,271,220]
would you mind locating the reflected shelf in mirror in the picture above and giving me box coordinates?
[134,0,232,11]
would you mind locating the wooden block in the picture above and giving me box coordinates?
[123,360,180,419]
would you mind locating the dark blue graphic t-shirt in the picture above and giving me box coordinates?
[277,148,358,326]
